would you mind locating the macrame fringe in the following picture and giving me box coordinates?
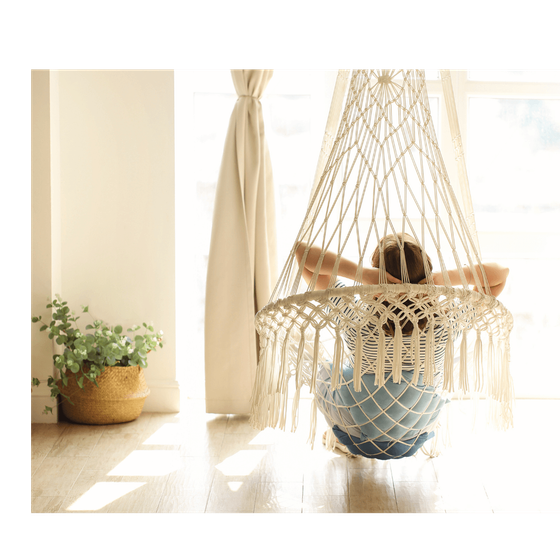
[278,373,290,431]
[459,330,469,393]
[353,326,363,391]
[473,329,484,393]
[274,332,291,431]
[487,334,496,400]
[308,398,318,450]
[295,327,306,390]
[270,396,279,429]
[331,328,343,391]
[268,333,278,395]
[251,336,278,430]
[412,324,421,385]
[443,329,455,393]
[392,322,403,383]
[291,386,300,432]
[375,326,385,387]
[424,323,435,387]
[310,328,321,393]
[489,340,514,431]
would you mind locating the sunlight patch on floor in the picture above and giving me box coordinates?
[142,423,181,445]
[215,450,267,477]
[66,482,145,511]
[107,450,180,476]
[227,481,244,492]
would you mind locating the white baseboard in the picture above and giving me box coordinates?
[31,384,59,423]
[142,378,181,413]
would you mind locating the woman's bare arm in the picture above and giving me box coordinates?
[295,242,401,291]
[433,263,509,297]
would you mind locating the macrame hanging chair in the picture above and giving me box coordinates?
[249,70,514,459]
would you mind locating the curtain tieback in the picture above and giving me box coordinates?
[238,95,260,100]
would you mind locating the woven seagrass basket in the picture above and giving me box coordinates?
[57,365,150,425]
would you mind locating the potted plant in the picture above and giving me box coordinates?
[31,295,164,424]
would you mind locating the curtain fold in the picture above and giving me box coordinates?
[204,69,277,414]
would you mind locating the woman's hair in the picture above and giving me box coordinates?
[371,233,432,284]
[370,233,433,336]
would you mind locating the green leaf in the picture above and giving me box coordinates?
[138,351,147,358]
[46,304,53,309]
[159,342,163,348]
[43,406,53,415]
[40,325,48,332]
[70,363,79,374]
[134,335,144,343]
[114,325,123,334]
[77,376,84,389]
[32,378,40,387]
[48,333,54,340]
[62,375,68,387]
[142,323,147,328]
[32,317,39,323]
[148,325,154,332]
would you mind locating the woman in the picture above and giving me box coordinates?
[296,234,509,459]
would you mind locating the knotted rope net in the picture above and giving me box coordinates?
[250,70,514,458]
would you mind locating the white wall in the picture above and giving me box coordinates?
[31,70,179,421]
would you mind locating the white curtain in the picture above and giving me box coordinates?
[204,69,277,414]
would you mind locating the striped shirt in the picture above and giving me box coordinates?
[329,280,464,379]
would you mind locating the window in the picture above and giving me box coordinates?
[175,70,560,399]
[460,71,560,397]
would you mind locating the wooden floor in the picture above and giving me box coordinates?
[31,398,560,513]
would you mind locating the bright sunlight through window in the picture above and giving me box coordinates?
[107,450,180,477]
[66,482,145,512]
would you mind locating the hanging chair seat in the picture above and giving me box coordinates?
[315,362,446,459]
[251,282,512,447]
[249,70,514,457]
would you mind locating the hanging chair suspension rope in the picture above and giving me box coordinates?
[440,70,490,293]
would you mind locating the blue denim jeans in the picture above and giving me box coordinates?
[332,425,434,460]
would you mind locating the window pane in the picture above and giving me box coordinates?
[263,94,314,270]
[468,70,560,83]
[468,96,560,397]
[468,97,560,232]
[504,257,560,397]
